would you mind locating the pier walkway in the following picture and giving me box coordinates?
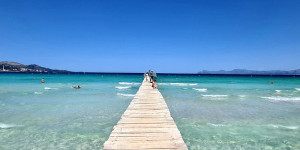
[103,77,187,150]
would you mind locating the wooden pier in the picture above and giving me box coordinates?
[103,77,187,150]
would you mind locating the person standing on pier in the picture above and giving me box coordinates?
[144,72,149,81]
[150,70,154,83]
[152,73,158,89]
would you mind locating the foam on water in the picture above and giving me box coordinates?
[159,83,197,86]
[119,82,140,85]
[275,90,282,93]
[170,83,189,86]
[115,86,131,90]
[158,83,169,85]
[238,95,246,98]
[207,123,229,127]
[34,92,43,95]
[189,83,197,86]
[117,93,135,97]
[0,123,21,129]
[201,94,228,98]
[295,88,300,91]
[266,124,299,130]
[261,96,300,102]
[192,88,207,92]
[44,87,58,90]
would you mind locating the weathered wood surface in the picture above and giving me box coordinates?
[103,77,187,150]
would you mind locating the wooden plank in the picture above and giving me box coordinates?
[103,76,188,150]
[106,136,183,142]
[113,124,177,128]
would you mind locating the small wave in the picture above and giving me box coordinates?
[295,88,300,91]
[238,95,246,98]
[202,94,228,98]
[158,83,169,85]
[182,88,188,90]
[158,83,197,86]
[117,93,135,97]
[261,96,300,102]
[275,90,281,93]
[119,82,140,85]
[34,92,43,95]
[171,83,198,86]
[0,123,22,129]
[193,88,207,92]
[189,83,198,86]
[44,87,58,90]
[115,86,131,89]
[207,123,229,127]
[267,124,298,130]
[170,83,188,86]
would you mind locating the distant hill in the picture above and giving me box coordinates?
[198,69,300,75]
[0,61,71,73]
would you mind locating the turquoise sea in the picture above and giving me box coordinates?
[0,74,300,149]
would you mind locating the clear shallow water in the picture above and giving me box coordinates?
[1,74,300,149]
[158,75,300,150]
[0,74,142,150]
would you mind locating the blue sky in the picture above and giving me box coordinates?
[0,0,299,73]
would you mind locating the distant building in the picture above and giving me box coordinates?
[20,68,27,71]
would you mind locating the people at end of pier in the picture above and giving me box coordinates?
[149,70,154,83]
[72,85,81,89]
[144,72,149,82]
[152,73,158,89]
[41,78,45,83]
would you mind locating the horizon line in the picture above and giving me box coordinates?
[1,71,300,77]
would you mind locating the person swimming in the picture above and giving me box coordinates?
[72,85,81,89]
[41,78,45,83]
